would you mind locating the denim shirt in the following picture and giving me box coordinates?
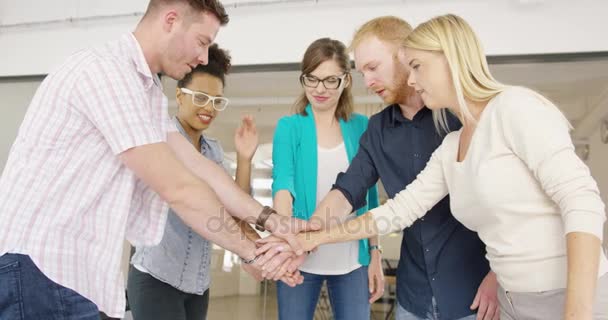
[333,106,489,319]
[130,117,224,295]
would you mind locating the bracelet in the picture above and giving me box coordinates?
[241,254,261,265]
[255,206,277,232]
[369,245,383,254]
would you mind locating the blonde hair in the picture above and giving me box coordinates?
[404,14,507,132]
[350,16,413,52]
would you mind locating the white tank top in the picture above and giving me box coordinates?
[299,142,361,275]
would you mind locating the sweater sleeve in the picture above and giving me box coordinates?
[498,87,606,240]
[370,139,450,235]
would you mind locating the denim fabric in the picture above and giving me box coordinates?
[130,117,223,295]
[0,253,100,320]
[276,266,370,320]
[127,267,209,320]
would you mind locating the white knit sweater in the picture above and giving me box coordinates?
[371,86,608,292]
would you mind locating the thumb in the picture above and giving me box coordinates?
[368,273,374,293]
[470,291,480,310]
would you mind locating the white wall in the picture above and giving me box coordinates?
[1,0,608,76]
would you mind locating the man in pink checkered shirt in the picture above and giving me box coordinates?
[0,1,314,318]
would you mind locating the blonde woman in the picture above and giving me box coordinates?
[257,14,608,320]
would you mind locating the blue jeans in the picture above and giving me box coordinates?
[396,298,476,320]
[0,253,100,320]
[276,266,370,320]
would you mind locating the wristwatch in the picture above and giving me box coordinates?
[369,245,383,254]
[255,206,277,232]
[241,254,261,265]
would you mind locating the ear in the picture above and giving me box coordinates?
[344,74,352,88]
[161,9,179,33]
[175,87,183,107]
[396,47,407,64]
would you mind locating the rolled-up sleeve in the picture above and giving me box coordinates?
[333,128,379,211]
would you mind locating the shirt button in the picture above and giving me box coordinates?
[432,278,435,281]
[421,218,425,221]
[425,249,430,253]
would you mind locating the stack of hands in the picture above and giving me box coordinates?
[240,215,386,303]
[235,119,385,303]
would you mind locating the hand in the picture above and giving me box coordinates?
[234,115,258,161]
[241,255,303,287]
[241,261,263,281]
[286,252,308,274]
[255,238,291,263]
[254,235,283,247]
[261,214,320,255]
[471,271,500,320]
[368,250,385,303]
[261,250,294,279]
[278,269,304,287]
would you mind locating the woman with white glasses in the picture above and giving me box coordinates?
[127,44,261,320]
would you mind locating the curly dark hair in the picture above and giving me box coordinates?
[146,0,229,25]
[178,43,232,88]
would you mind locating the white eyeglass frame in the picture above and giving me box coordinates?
[180,88,229,111]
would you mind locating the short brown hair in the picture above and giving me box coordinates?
[294,38,354,121]
[350,16,412,52]
[145,0,229,25]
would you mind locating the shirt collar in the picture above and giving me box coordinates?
[172,117,207,152]
[388,104,431,127]
[124,33,162,90]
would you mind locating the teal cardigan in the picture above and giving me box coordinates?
[271,105,379,266]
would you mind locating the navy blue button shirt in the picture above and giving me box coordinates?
[334,105,490,319]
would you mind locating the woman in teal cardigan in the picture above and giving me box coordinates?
[271,38,382,320]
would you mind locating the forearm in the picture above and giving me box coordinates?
[368,235,379,246]
[231,156,259,240]
[564,232,601,320]
[235,155,253,194]
[300,212,378,250]
[273,190,294,217]
[311,189,353,229]
[169,183,257,259]
[233,217,261,241]
[169,133,262,223]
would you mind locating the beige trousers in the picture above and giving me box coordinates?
[497,273,608,320]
